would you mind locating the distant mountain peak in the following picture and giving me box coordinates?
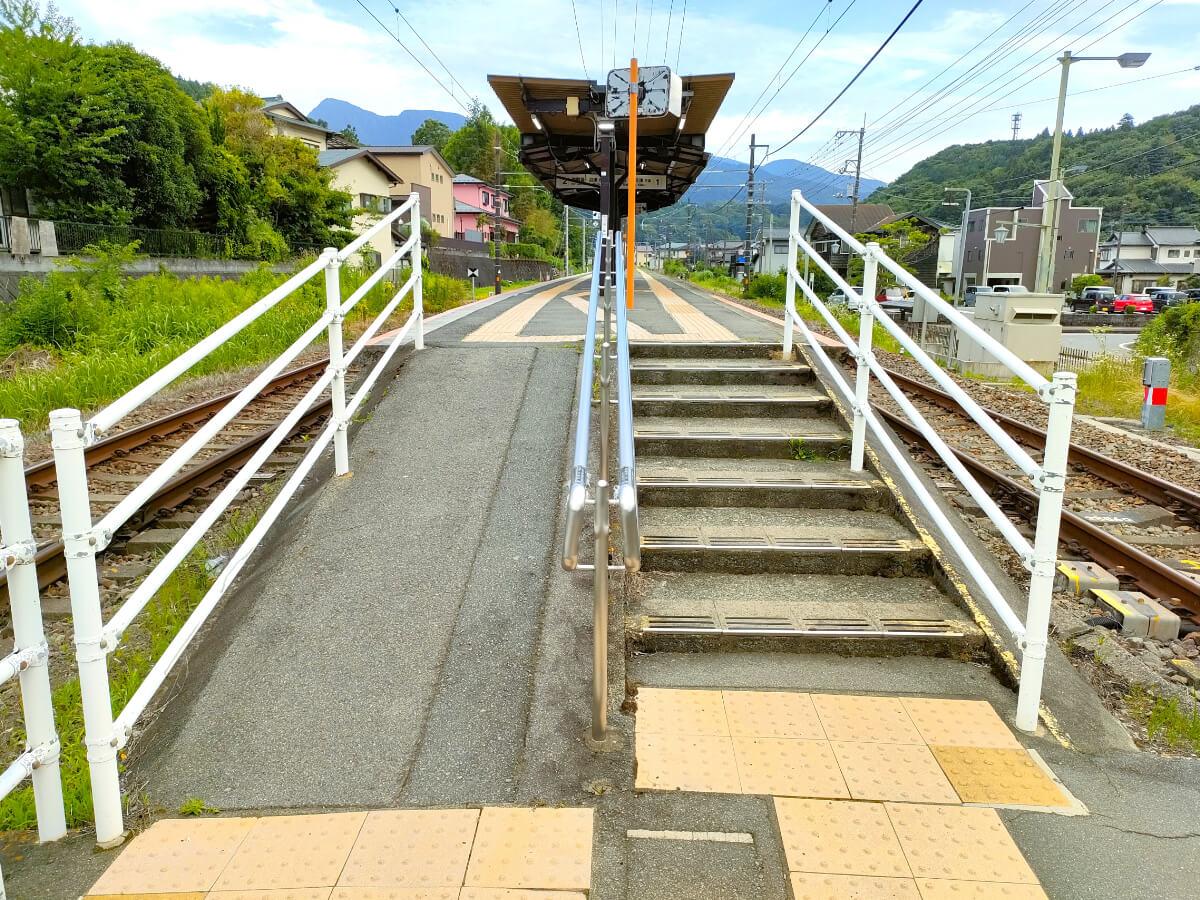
[683,155,887,207]
[307,98,466,146]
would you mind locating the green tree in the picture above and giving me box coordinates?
[847,218,932,288]
[412,117,453,153]
[1071,273,1104,295]
[338,123,361,146]
[442,100,511,183]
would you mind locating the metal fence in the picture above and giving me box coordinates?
[1057,345,1105,372]
[12,193,427,849]
[785,188,1076,734]
[899,320,956,366]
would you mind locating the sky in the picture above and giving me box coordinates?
[55,0,1200,183]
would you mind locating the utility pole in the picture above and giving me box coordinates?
[836,115,866,234]
[743,134,768,292]
[492,134,502,295]
[1011,113,1022,141]
[943,188,972,305]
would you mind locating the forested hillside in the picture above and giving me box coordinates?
[867,105,1200,224]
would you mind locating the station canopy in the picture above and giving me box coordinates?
[488,72,734,213]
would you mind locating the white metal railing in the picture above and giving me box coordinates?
[48,194,426,845]
[562,224,639,748]
[784,189,1075,733]
[0,420,67,898]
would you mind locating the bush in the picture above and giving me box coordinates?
[663,258,687,277]
[1138,301,1200,383]
[499,242,552,262]
[748,273,786,303]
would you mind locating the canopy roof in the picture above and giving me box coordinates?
[488,72,734,213]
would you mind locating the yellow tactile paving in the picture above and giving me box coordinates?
[561,293,657,340]
[86,895,207,900]
[732,736,850,799]
[774,798,912,878]
[930,747,1070,807]
[832,742,961,804]
[635,687,730,735]
[462,282,584,342]
[640,270,741,341]
[87,817,256,895]
[789,872,921,899]
[916,880,1050,899]
[634,732,742,793]
[886,804,1040,884]
[811,694,924,744]
[722,690,826,739]
[901,699,1023,749]
[329,890,455,899]
[463,807,593,891]
[210,891,333,899]
[212,813,367,891]
[338,809,480,888]
[459,891,588,899]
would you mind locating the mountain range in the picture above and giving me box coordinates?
[307,98,466,145]
[685,156,887,208]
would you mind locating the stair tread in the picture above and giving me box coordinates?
[637,456,880,486]
[632,385,828,401]
[640,506,917,544]
[634,416,846,438]
[632,358,808,371]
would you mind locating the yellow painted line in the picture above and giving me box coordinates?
[641,270,740,341]
[462,277,587,342]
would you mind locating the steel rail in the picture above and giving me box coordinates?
[880,365,1200,523]
[1,399,332,598]
[874,405,1200,618]
[22,359,330,493]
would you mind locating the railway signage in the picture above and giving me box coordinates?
[554,174,667,190]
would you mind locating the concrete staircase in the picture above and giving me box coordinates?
[627,341,984,657]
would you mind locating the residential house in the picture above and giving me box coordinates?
[802,204,896,277]
[452,175,519,243]
[756,226,792,276]
[1097,225,1200,292]
[258,97,349,152]
[367,146,456,239]
[635,243,653,267]
[859,213,956,292]
[658,241,690,262]
[959,182,1101,292]
[317,149,403,262]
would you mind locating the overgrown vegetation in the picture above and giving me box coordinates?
[1126,685,1200,754]
[0,243,472,431]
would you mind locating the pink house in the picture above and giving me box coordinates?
[452,174,520,243]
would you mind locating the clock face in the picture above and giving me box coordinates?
[640,66,672,117]
[605,69,631,118]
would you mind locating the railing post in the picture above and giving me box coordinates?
[0,420,66,844]
[850,243,880,472]
[783,192,801,358]
[1016,370,1076,732]
[591,478,610,745]
[50,409,124,847]
[410,194,424,351]
[323,248,350,476]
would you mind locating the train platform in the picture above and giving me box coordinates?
[13,275,1200,900]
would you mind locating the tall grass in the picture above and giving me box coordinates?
[1075,353,1200,441]
[0,245,469,432]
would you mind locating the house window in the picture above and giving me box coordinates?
[1063,249,1074,259]
[1186,250,1192,257]
[1168,249,1181,258]
[358,194,390,213]
[1078,219,1098,233]
[1099,249,1112,261]
[504,199,510,214]
[967,220,976,233]
[481,190,490,206]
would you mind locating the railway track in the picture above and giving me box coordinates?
[2,359,336,600]
[875,365,1200,622]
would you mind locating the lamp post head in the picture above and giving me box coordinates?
[1117,52,1151,68]
[994,224,1010,244]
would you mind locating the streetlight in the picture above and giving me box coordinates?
[942,188,972,305]
[1034,49,1150,293]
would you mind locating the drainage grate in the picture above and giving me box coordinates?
[723,617,796,632]
[644,615,720,632]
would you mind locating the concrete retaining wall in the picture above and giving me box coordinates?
[428,246,557,283]
[1062,312,1150,329]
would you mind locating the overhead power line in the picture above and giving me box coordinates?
[766,0,926,160]
[352,0,468,112]
[389,3,473,100]
[570,0,590,79]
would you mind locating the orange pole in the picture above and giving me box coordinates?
[626,58,637,308]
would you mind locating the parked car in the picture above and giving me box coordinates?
[963,284,1029,307]
[876,286,914,319]
[1186,288,1200,302]
[1152,290,1189,312]
[827,288,854,305]
[1071,285,1115,312]
[1113,293,1153,313]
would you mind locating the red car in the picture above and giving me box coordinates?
[1113,293,1153,313]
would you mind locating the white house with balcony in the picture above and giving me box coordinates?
[1097,225,1200,291]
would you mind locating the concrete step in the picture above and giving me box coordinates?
[629,341,784,360]
[637,457,884,509]
[634,416,849,458]
[628,571,984,656]
[632,384,831,419]
[639,506,929,576]
[631,357,813,386]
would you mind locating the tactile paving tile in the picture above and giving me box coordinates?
[328,889,457,899]
[86,895,206,900]
[886,804,1039,884]
[929,747,1070,807]
[212,812,367,891]
[635,687,730,735]
[832,742,961,804]
[789,872,920,899]
[87,817,256,894]
[773,798,911,878]
[722,690,826,739]
[463,807,593,891]
[900,699,1023,749]
[812,694,924,744]
[732,737,849,798]
[634,732,742,793]
[915,880,1049,899]
[209,891,333,899]
[459,890,588,899]
[338,809,479,888]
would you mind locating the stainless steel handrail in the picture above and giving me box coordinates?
[613,238,640,571]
